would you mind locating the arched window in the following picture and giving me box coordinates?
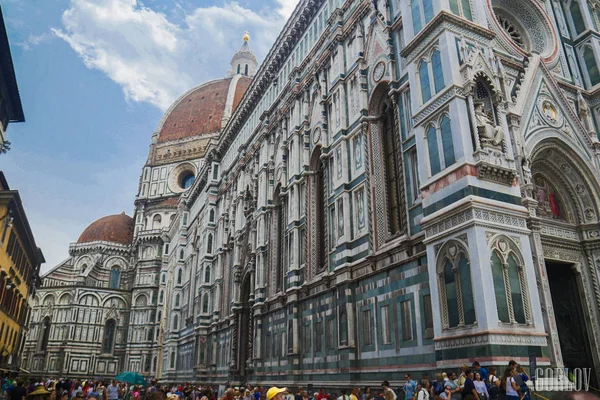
[206,234,213,254]
[151,291,157,305]
[170,351,176,368]
[237,64,241,74]
[109,268,120,289]
[309,148,327,272]
[161,273,166,283]
[411,1,423,33]
[204,266,211,283]
[440,115,456,167]
[173,315,179,330]
[419,60,431,103]
[144,356,151,372]
[427,125,441,175]
[40,316,51,351]
[177,269,183,285]
[570,1,586,35]
[159,290,164,303]
[158,310,162,321]
[152,356,157,371]
[583,46,600,86]
[147,328,154,342]
[179,249,184,260]
[490,237,529,324]
[274,186,286,288]
[432,50,445,93]
[245,64,249,75]
[103,319,116,353]
[209,209,215,222]
[411,0,434,34]
[437,241,476,329]
[202,293,209,313]
[175,294,180,307]
[381,103,402,235]
[152,214,162,230]
[449,0,472,21]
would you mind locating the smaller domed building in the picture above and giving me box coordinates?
[23,213,134,377]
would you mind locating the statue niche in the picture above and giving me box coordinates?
[474,78,505,151]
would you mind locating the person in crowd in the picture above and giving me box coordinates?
[317,389,328,400]
[513,365,530,400]
[403,375,416,400]
[7,380,27,400]
[462,370,477,400]
[301,390,309,400]
[338,389,350,400]
[107,381,120,400]
[351,388,360,400]
[417,382,430,400]
[472,363,488,382]
[458,365,469,389]
[363,388,371,400]
[444,373,460,400]
[381,381,396,400]
[473,373,489,400]
[27,385,52,400]
[487,368,500,400]
[253,389,261,400]
[502,368,522,400]
[432,374,444,397]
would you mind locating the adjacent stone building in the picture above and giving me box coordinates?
[23,0,600,388]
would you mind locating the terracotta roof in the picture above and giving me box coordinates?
[157,76,252,144]
[77,212,134,245]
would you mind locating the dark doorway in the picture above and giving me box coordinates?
[545,260,596,384]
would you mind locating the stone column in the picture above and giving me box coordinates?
[526,207,564,368]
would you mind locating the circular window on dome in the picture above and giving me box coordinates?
[180,172,195,189]
[168,162,197,194]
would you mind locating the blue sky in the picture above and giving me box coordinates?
[1,0,297,272]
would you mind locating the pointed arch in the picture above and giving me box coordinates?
[489,235,530,324]
[436,239,476,329]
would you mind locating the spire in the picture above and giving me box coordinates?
[227,31,258,78]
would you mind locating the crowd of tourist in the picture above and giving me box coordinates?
[0,360,535,400]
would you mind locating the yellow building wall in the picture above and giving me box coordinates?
[0,200,33,356]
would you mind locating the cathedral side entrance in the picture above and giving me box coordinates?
[544,259,596,386]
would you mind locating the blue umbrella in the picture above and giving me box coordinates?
[115,372,147,386]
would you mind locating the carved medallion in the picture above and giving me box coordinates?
[313,127,321,144]
[373,61,386,82]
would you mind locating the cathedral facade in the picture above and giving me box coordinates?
[23,0,600,388]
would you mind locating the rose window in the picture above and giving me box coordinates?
[496,12,526,50]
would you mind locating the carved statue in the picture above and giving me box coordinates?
[475,103,505,147]
[577,90,593,133]
[521,157,532,186]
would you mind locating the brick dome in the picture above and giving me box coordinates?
[156,76,252,144]
[77,212,134,245]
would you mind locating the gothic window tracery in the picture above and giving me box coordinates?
[109,267,120,289]
[411,0,434,34]
[490,237,530,324]
[437,241,476,329]
[582,45,600,87]
[418,49,445,104]
[425,114,456,177]
[449,0,473,21]
[103,319,116,353]
[382,103,403,235]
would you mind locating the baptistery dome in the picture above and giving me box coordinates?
[77,212,134,245]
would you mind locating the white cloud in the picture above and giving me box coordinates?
[53,0,299,111]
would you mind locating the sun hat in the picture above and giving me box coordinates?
[28,385,51,397]
[267,388,287,400]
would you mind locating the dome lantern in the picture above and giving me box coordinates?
[228,31,257,78]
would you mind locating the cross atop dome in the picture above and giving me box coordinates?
[227,31,257,78]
